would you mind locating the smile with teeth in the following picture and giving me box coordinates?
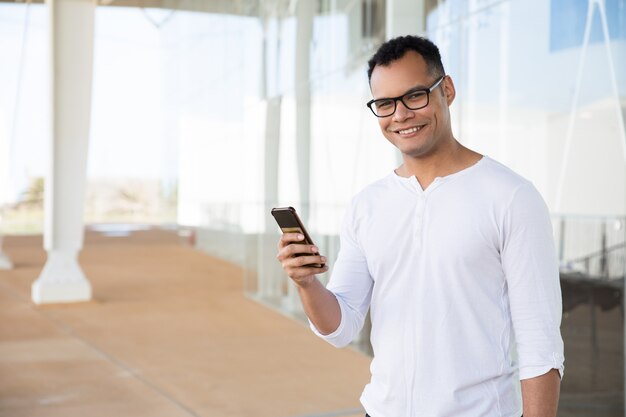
[397,125,424,135]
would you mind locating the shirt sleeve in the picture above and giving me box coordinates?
[310,199,374,348]
[501,183,565,380]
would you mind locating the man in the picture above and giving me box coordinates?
[276,35,564,417]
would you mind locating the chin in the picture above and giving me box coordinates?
[401,145,435,159]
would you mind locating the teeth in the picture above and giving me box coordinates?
[399,126,421,134]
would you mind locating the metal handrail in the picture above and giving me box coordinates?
[566,242,626,264]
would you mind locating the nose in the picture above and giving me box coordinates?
[392,99,414,122]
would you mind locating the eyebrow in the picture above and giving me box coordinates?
[373,84,429,101]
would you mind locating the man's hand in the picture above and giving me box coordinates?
[276,233,340,335]
[276,233,329,287]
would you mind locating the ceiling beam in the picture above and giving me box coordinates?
[0,0,261,17]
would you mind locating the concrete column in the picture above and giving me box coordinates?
[0,234,13,270]
[263,97,281,229]
[0,57,13,270]
[255,14,284,300]
[498,1,510,164]
[32,0,95,304]
[260,95,283,299]
[285,0,315,311]
[385,0,425,40]
[385,0,425,166]
[295,0,314,224]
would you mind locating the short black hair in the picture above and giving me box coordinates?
[367,35,445,81]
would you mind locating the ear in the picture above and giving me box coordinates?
[442,75,456,106]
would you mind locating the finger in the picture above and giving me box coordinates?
[278,242,317,259]
[277,242,314,261]
[287,265,329,279]
[280,253,325,269]
[278,233,304,250]
[279,233,305,247]
[291,255,327,268]
[284,244,320,258]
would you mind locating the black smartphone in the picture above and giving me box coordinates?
[271,206,325,268]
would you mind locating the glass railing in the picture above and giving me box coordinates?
[192,206,626,414]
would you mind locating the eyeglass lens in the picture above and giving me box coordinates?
[372,90,428,117]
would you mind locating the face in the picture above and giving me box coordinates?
[369,51,456,160]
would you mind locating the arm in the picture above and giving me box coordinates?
[276,202,374,346]
[297,275,342,335]
[521,369,561,417]
[501,184,565,409]
[276,232,341,335]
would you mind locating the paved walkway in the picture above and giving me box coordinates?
[0,229,370,417]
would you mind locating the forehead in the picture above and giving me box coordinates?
[369,50,431,98]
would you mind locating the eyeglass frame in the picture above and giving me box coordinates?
[366,75,446,118]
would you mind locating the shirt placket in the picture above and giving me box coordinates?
[407,185,427,416]
[413,190,427,246]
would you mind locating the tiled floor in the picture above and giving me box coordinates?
[0,230,370,417]
[2,229,623,417]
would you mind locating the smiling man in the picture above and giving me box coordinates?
[277,35,564,417]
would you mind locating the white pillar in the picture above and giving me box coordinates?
[498,1,512,169]
[32,0,95,304]
[255,14,284,300]
[284,0,315,312]
[385,0,425,39]
[0,234,12,270]
[295,0,314,223]
[0,69,13,270]
[260,95,283,299]
[385,0,425,166]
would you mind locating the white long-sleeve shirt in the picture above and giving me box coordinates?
[311,156,564,417]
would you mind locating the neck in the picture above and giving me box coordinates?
[396,140,482,189]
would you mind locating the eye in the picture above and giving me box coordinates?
[375,99,394,109]
[405,91,427,101]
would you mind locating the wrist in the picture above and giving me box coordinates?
[294,275,317,289]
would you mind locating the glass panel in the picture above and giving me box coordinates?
[0,3,49,234]
[427,0,626,414]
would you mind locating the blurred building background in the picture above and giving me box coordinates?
[0,0,624,416]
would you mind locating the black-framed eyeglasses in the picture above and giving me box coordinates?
[366,76,445,118]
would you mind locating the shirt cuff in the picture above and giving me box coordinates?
[519,352,565,380]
